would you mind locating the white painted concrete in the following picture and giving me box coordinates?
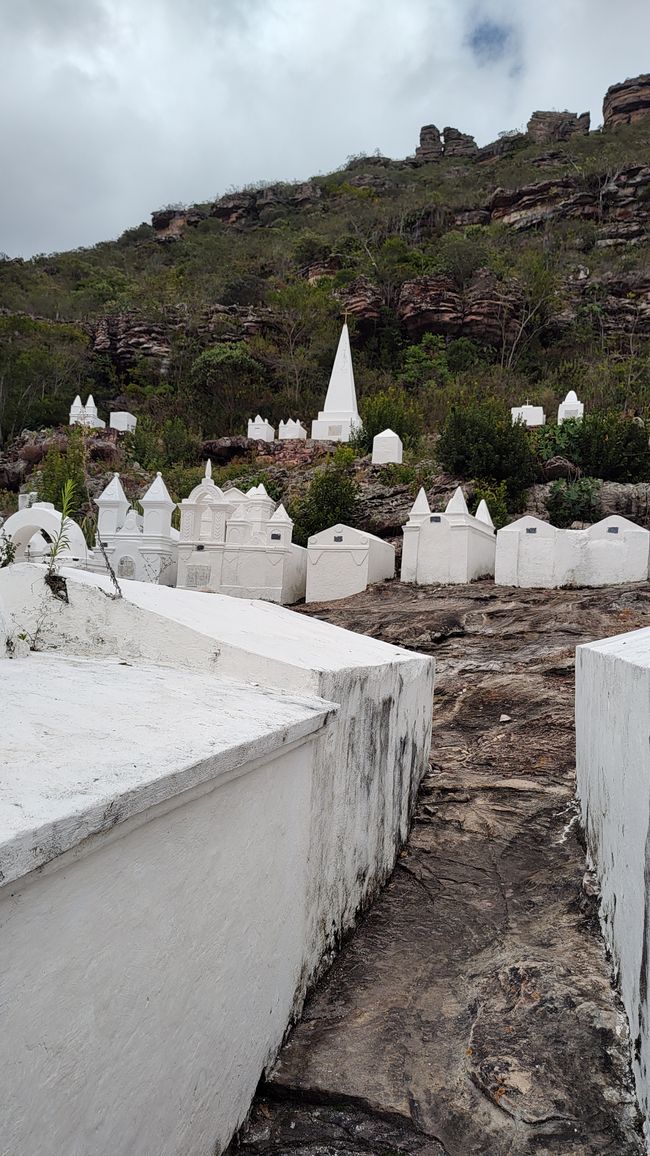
[2,503,88,565]
[576,628,650,1142]
[247,415,275,441]
[401,486,496,585]
[279,419,307,440]
[495,515,650,588]
[92,471,178,585]
[306,523,395,603]
[109,410,137,432]
[372,429,403,464]
[557,389,584,424]
[69,393,105,429]
[1,651,334,1156]
[511,403,546,427]
[311,323,361,442]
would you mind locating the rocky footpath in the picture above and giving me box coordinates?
[230,581,649,1156]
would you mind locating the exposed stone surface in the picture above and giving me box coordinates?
[150,207,207,241]
[442,126,478,157]
[604,74,650,129]
[335,276,384,321]
[209,182,322,227]
[527,110,590,144]
[231,582,648,1156]
[415,124,443,162]
[397,270,523,343]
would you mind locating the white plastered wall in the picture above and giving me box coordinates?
[496,516,650,588]
[401,515,495,585]
[575,629,650,1143]
[306,525,394,603]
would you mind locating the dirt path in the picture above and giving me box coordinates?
[229,582,650,1155]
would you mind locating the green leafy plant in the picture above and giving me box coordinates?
[545,478,602,527]
[355,387,423,454]
[290,461,360,546]
[0,530,16,568]
[437,398,535,506]
[470,480,509,529]
[46,479,76,585]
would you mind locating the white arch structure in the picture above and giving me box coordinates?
[2,505,88,564]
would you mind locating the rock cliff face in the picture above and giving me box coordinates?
[604,74,650,128]
[527,110,590,143]
[151,207,206,241]
[415,124,443,162]
[414,124,478,162]
[209,182,321,227]
[442,126,478,158]
[397,270,523,343]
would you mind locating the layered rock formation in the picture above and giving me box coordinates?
[397,270,523,343]
[527,110,590,143]
[414,124,478,162]
[150,207,206,241]
[335,277,383,322]
[415,124,443,162]
[209,182,321,227]
[442,126,478,158]
[604,74,650,128]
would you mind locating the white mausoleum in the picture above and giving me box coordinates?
[372,429,403,464]
[0,562,434,1156]
[557,389,584,424]
[495,514,649,588]
[1,502,88,566]
[92,472,178,585]
[401,486,496,585]
[311,323,361,442]
[511,403,546,428]
[69,394,105,429]
[176,461,306,603]
[576,626,650,1138]
[278,419,307,440]
[109,411,137,433]
[247,415,275,442]
[306,523,395,603]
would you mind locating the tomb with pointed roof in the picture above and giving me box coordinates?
[311,324,362,442]
[88,470,178,584]
[401,485,496,585]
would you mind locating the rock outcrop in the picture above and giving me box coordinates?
[335,277,384,322]
[527,110,590,143]
[209,182,322,227]
[90,312,181,371]
[604,74,650,128]
[414,124,477,162]
[442,126,478,157]
[397,270,523,343]
[150,207,207,241]
[415,124,443,162]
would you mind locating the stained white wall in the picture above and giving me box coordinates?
[1,719,319,1156]
[306,525,395,603]
[401,515,495,585]
[576,629,650,1143]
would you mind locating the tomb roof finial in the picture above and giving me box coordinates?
[205,459,212,480]
[410,487,431,517]
[475,499,494,528]
[445,486,469,515]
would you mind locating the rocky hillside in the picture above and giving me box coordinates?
[1,72,650,449]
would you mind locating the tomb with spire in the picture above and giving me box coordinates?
[90,471,178,584]
[401,485,496,585]
[311,322,362,442]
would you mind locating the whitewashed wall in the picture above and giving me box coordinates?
[496,515,650,588]
[401,515,495,585]
[0,566,434,1153]
[306,525,395,603]
[576,628,650,1143]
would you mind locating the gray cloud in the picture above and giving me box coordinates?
[1,0,649,257]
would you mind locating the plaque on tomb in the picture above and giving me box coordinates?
[526,527,537,534]
[334,534,343,542]
[607,526,619,534]
[186,565,211,588]
[117,556,136,578]
[271,533,281,541]
[430,515,441,523]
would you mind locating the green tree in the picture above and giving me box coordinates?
[38,428,87,519]
[190,342,265,435]
[290,461,360,546]
[546,478,602,527]
[356,387,423,454]
[437,398,535,505]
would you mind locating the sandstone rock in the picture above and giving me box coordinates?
[443,126,478,157]
[200,437,253,465]
[415,124,443,162]
[489,177,595,230]
[150,207,206,241]
[305,257,341,283]
[604,73,650,129]
[453,208,490,227]
[210,192,256,225]
[397,270,522,344]
[527,110,590,144]
[335,277,383,322]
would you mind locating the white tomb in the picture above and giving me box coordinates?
[511,403,546,428]
[557,389,584,424]
[495,514,649,588]
[372,428,403,464]
[176,462,306,603]
[0,563,434,1156]
[306,524,395,603]
[311,323,362,442]
[1,502,88,566]
[92,471,178,585]
[401,486,496,585]
[576,627,650,1135]
[69,394,106,430]
[278,419,307,440]
[247,415,275,442]
[18,491,38,511]
[109,411,138,433]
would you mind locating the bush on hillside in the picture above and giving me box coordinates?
[470,480,509,529]
[530,412,650,482]
[356,387,423,454]
[437,398,535,505]
[545,478,602,527]
[290,461,360,547]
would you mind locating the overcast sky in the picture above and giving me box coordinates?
[1,0,649,258]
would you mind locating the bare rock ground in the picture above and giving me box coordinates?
[230,581,650,1156]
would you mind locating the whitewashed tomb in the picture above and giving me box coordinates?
[372,429,403,464]
[311,323,362,442]
[511,403,546,427]
[91,471,178,584]
[278,419,307,440]
[306,523,395,603]
[1,501,88,565]
[495,514,649,588]
[109,411,137,433]
[557,389,584,424]
[247,415,275,442]
[69,394,106,429]
[401,486,496,585]
[176,462,306,603]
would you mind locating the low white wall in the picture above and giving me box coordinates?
[401,516,495,585]
[1,705,321,1156]
[576,629,650,1142]
[496,516,649,588]
[306,526,394,603]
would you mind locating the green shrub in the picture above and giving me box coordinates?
[161,417,202,466]
[470,480,509,529]
[377,463,417,486]
[545,478,602,527]
[356,387,423,454]
[290,461,359,546]
[39,428,87,518]
[530,413,650,482]
[437,398,535,506]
